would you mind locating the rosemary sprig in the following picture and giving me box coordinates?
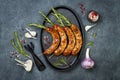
[11,32,30,58]
[58,13,71,26]
[38,11,54,26]
[52,8,71,26]
[52,8,64,26]
[53,62,63,66]
[59,57,67,65]
[14,32,23,51]
[29,23,46,29]
[11,39,19,51]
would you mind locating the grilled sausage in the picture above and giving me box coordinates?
[63,27,76,56]
[71,24,82,55]
[43,27,60,55]
[53,24,67,55]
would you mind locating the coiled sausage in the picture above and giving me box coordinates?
[43,27,60,55]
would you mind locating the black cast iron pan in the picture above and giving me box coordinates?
[40,6,85,71]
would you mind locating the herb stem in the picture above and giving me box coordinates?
[52,8,64,26]
[29,23,46,29]
[39,11,54,26]
[14,32,23,51]
[11,32,30,58]
[58,13,71,26]
[51,8,71,26]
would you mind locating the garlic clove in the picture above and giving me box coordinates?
[85,24,96,31]
[25,33,32,38]
[25,32,37,39]
[30,31,37,37]
[25,28,37,37]
[85,25,92,31]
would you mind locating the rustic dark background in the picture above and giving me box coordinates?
[0,0,120,80]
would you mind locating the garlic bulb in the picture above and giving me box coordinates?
[81,48,95,69]
[15,58,33,72]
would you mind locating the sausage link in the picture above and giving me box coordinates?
[71,24,82,55]
[53,24,67,55]
[43,27,60,55]
[63,27,76,56]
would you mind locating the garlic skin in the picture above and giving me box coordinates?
[25,28,37,36]
[25,28,37,39]
[81,58,94,69]
[81,48,95,69]
[85,24,96,31]
[25,33,32,38]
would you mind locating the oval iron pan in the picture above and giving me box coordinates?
[40,6,85,71]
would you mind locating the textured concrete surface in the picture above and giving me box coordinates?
[0,0,120,80]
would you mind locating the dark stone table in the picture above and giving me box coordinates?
[0,0,120,80]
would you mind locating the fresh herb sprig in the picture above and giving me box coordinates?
[29,23,46,29]
[59,57,67,65]
[53,57,68,67]
[52,8,71,26]
[39,11,54,26]
[52,8,64,26]
[53,62,63,66]
[11,32,30,58]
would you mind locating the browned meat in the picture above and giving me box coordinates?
[70,24,82,55]
[63,27,76,56]
[53,24,67,55]
[43,27,60,55]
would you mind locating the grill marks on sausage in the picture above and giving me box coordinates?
[43,24,82,56]
[53,24,67,55]
[63,27,76,56]
[43,27,60,55]
[70,24,82,55]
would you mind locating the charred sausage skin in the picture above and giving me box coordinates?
[53,24,67,55]
[63,27,76,56]
[43,27,60,55]
[71,24,82,55]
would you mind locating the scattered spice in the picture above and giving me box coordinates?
[21,39,26,44]
[43,43,47,47]
[78,3,86,16]
[9,51,20,58]
[43,35,50,47]
[86,41,94,46]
